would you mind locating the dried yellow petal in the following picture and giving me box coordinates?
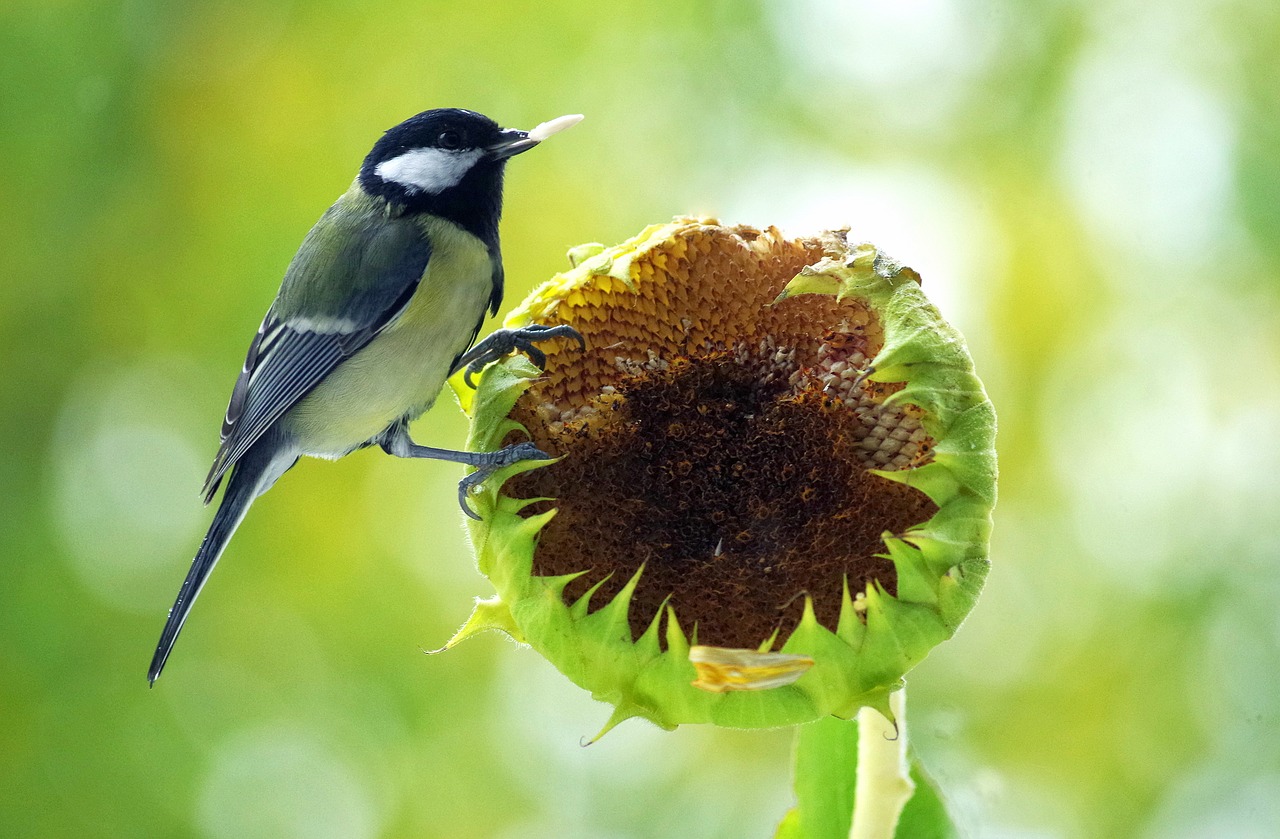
[690,645,816,693]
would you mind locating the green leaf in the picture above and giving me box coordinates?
[775,716,860,839]
[895,761,960,839]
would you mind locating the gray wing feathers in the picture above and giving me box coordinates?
[203,323,349,501]
[202,202,432,501]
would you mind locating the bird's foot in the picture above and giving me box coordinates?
[457,441,553,519]
[456,324,586,388]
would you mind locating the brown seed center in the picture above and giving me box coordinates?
[503,223,938,646]
[508,354,936,648]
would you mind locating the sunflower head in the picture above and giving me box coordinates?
[445,218,995,734]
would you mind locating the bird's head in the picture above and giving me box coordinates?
[358,108,581,239]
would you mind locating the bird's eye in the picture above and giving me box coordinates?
[437,130,463,150]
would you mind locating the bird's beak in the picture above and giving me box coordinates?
[487,114,584,160]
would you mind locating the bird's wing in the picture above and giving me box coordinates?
[202,197,433,500]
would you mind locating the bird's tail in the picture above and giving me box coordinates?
[148,443,293,685]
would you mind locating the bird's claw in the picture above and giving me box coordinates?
[459,324,586,388]
[456,442,553,520]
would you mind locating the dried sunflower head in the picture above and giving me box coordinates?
[445,218,995,734]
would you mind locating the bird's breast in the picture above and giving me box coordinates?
[288,219,495,458]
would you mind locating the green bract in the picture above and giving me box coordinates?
[443,219,995,736]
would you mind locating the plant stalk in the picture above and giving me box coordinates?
[850,689,914,839]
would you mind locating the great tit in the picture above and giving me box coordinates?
[147,108,584,684]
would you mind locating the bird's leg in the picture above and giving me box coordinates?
[452,324,586,387]
[379,422,551,519]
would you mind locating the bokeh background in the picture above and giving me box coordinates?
[4,0,1279,836]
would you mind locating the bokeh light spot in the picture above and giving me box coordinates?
[1042,315,1218,590]
[198,726,380,839]
[768,0,1003,130]
[1058,49,1236,272]
[51,358,213,613]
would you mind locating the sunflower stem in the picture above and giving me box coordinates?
[777,689,914,839]
[850,689,913,839]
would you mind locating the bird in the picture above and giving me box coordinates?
[147,108,585,685]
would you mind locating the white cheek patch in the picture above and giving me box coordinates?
[374,147,484,194]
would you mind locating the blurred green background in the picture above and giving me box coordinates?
[4,0,1279,836]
